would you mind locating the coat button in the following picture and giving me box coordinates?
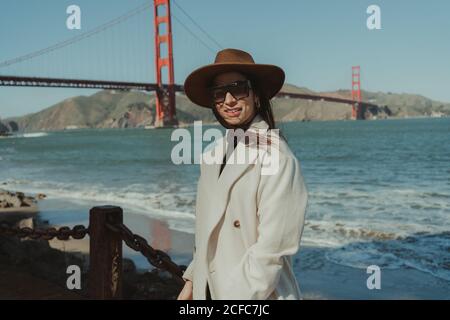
[233,220,241,228]
[209,260,216,273]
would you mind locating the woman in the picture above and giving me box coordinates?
[177,48,309,300]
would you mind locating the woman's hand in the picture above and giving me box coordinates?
[177,280,193,300]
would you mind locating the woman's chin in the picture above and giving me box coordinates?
[224,118,243,126]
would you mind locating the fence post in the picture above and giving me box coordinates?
[88,206,123,299]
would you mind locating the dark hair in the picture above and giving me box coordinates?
[249,77,287,143]
[250,79,275,128]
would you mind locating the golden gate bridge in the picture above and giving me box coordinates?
[0,0,377,126]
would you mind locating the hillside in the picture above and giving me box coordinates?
[4,84,449,132]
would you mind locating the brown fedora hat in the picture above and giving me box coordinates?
[184,48,285,108]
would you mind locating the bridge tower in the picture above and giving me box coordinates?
[153,0,178,127]
[351,66,362,120]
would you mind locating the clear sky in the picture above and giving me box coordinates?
[1,0,449,118]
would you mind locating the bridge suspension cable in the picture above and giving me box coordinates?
[171,14,217,54]
[172,0,223,50]
[0,1,153,69]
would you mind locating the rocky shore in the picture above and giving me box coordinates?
[0,189,183,299]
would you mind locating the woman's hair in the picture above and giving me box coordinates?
[250,78,276,129]
[249,76,287,143]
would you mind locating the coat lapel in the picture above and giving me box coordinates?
[202,114,269,240]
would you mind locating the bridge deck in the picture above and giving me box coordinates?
[0,75,378,109]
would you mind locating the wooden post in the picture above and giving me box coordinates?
[88,206,123,299]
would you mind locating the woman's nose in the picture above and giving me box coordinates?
[224,92,237,105]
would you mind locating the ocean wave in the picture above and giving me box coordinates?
[324,232,450,282]
[313,188,450,202]
[308,187,450,226]
[301,219,450,282]
[301,220,407,251]
[422,192,450,199]
[3,178,449,280]
[14,132,49,138]
[302,219,448,245]
[2,179,196,234]
[305,221,400,241]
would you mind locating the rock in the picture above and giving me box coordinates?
[18,217,33,229]
[0,200,8,208]
[0,122,9,133]
[123,267,182,299]
[7,121,19,132]
[0,190,40,210]
[21,197,36,207]
[36,193,47,200]
[0,193,22,208]
[123,258,137,273]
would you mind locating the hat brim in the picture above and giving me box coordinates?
[183,63,285,108]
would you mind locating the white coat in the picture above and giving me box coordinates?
[182,114,309,300]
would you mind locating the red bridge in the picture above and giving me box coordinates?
[0,0,376,125]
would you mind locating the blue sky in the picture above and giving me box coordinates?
[1,0,449,118]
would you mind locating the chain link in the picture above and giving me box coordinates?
[106,222,186,284]
[0,219,186,285]
[0,222,89,241]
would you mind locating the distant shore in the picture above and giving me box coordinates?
[2,114,448,135]
[4,84,450,133]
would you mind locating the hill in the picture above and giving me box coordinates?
[4,84,449,132]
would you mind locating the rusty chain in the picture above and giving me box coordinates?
[0,222,89,240]
[106,221,186,284]
[0,217,186,285]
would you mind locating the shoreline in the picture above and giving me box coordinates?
[1,192,449,299]
[0,192,195,272]
[3,115,448,135]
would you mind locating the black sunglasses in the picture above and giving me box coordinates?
[209,80,253,104]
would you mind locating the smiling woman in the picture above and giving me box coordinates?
[179,48,309,300]
[210,77,256,128]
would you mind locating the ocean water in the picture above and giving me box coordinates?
[1,118,449,283]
